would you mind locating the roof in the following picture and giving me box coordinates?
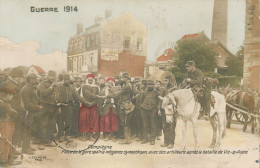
[180,33,200,40]
[31,65,45,75]
[156,48,174,62]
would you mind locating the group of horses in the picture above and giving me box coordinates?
[158,86,259,150]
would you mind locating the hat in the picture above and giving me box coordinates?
[121,72,130,79]
[0,87,16,94]
[86,74,95,79]
[106,77,115,83]
[185,60,195,67]
[147,80,154,85]
[26,73,38,79]
[142,79,148,85]
[11,68,24,77]
[47,70,56,76]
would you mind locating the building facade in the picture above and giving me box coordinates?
[67,12,147,77]
[243,0,260,91]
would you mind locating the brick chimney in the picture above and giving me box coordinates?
[77,23,83,35]
[105,10,112,19]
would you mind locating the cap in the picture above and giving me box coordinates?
[86,74,95,79]
[11,68,24,77]
[26,73,38,79]
[185,60,195,67]
[106,77,115,83]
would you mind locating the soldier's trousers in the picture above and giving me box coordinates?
[202,88,211,116]
[57,105,73,137]
[22,113,34,150]
[162,115,177,145]
[0,122,15,163]
[39,104,58,144]
[12,114,24,147]
[71,102,81,136]
[141,108,157,142]
[136,108,143,138]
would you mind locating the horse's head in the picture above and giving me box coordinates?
[158,94,177,115]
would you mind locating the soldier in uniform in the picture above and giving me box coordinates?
[107,72,134,144]
[0,87,21,166]
[21,73,42,155]
[159,73,178,149]
[71,77,82,137]
[5,68,26,151]
[37,70,59,147]
[55,74,90,141]
[140,80,160,145]
[183,60,206,119]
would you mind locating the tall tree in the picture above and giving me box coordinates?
[174,38,217,73]
[225,46,244,77]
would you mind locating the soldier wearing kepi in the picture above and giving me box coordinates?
[55,74,90,141]
[37,70,58,147]
[107,72,134,144]
[21,73,42,155]
[140,80,160,145]
[183,60,207,119]
[5,68,26,151]
[159,73,177,149]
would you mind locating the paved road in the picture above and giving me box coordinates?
[16,120,260,168]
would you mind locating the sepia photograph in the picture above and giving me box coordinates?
[0,0,260,167]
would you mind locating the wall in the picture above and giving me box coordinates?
[98,50,146,77]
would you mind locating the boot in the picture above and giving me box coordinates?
[119,126,131,144]
[22,148,35,155]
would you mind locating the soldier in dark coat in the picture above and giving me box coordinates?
[21,73,42,154]
[159,74,178,149]
[184,60,207,119]
[5,68,26,149]
[107,72,134,144]
[55,74,90,141]
[140,80,160,145]
[71,77,82,137]
[0,87,21,166]
[37,70,59,146]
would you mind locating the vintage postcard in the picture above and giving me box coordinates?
[0,0,260,168]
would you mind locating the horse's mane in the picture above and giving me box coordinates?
[170,89,194,106]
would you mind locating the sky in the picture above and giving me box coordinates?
[0,0,246,71]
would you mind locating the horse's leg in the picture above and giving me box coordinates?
[251,116,255,133]
[226,109,231,128]
[209,114,217,148]
[191,118,199,150]
[216,113,225,149]
[181,120,187,150]
[243,114,248,132]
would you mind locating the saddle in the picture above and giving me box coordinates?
[191,86,216,108]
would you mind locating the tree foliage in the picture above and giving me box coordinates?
[174,38,217,73]
[225,46,244,77]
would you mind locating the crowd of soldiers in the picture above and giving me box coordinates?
[0,60,213,167]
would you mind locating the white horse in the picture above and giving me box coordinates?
[159,88,226,150]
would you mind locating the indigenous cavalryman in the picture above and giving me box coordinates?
[99,77,118,141]
[79,74,100,141]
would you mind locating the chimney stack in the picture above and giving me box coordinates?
[95,16,103,24]
[77,23,83,35]
[105,10,112,19]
